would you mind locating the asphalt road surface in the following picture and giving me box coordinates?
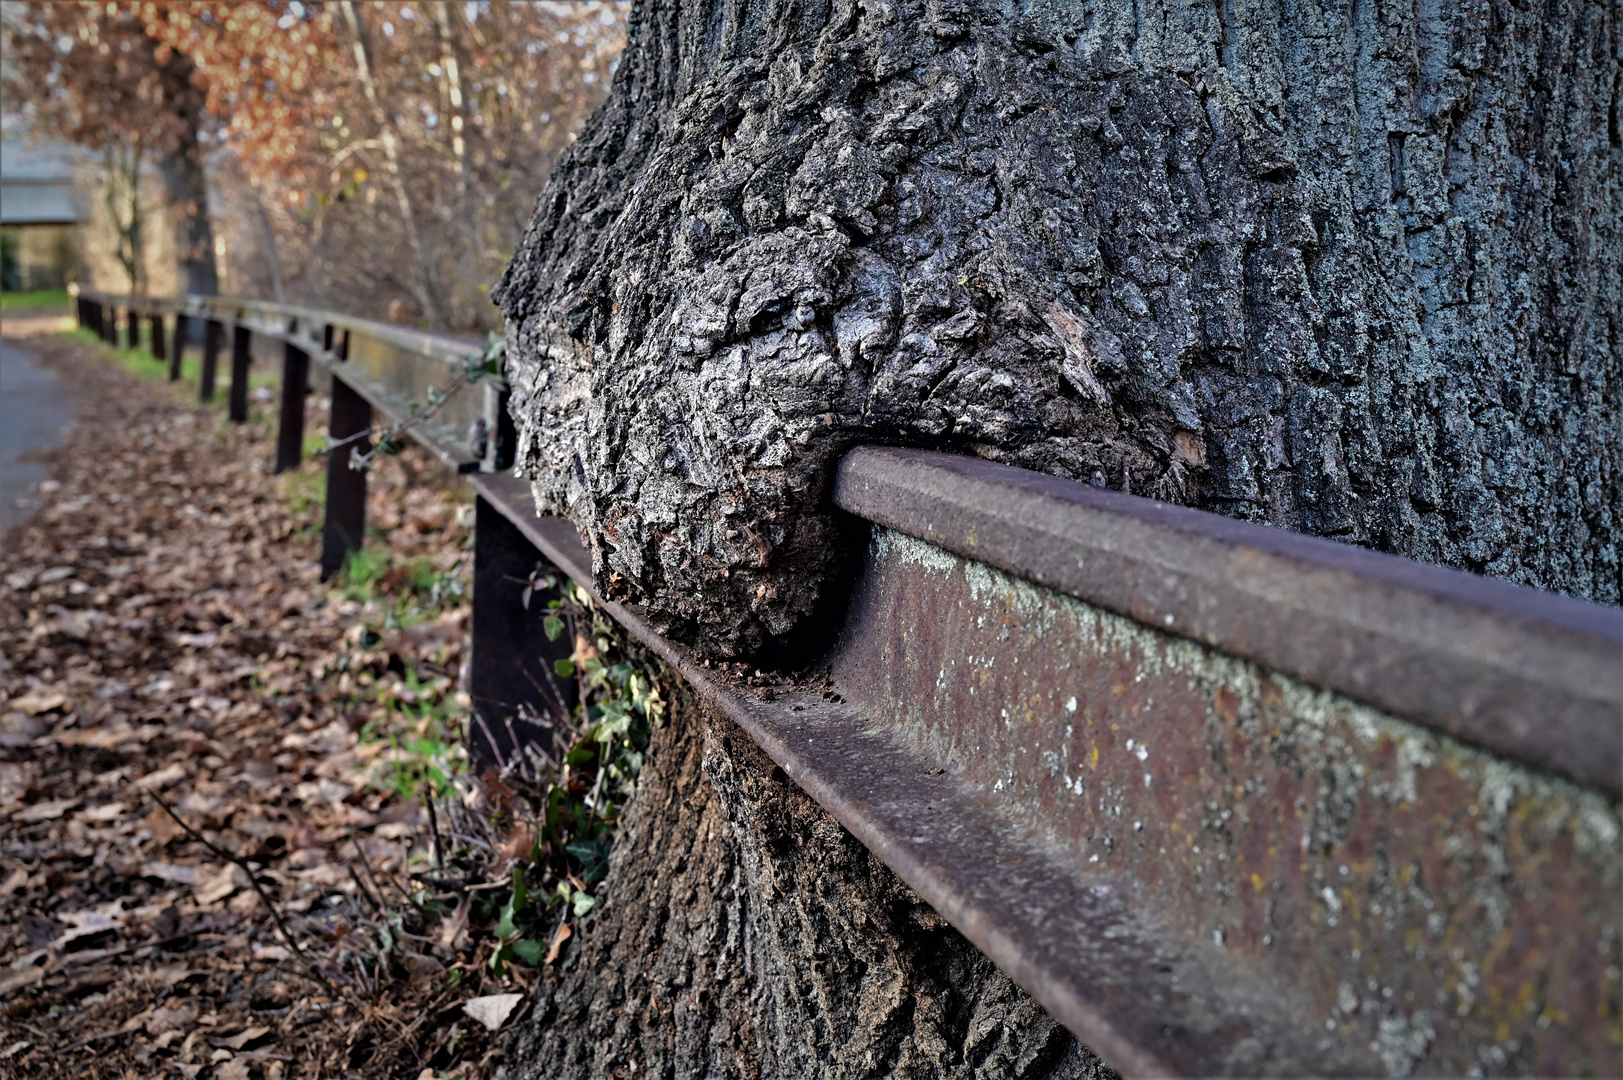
[0,338,83,538]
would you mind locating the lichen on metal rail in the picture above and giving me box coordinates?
[825,527,1621,1075]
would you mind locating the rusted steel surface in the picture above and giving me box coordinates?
[834,446,1623,796]
[827,528,1621,1075]
[475,470,1623,1075]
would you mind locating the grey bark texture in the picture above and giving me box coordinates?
[504,678,1117,1080]
[496,0,1620,658]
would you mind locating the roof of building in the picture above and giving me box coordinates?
[0,138,86,225]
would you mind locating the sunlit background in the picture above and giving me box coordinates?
[1,1,628,333]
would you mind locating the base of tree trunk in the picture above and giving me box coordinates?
[504,677,1117,1079]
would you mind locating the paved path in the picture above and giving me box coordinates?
[0,338,83,538]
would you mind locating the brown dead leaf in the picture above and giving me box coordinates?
[148,1002,198,1034]
[0,965,45,998]
[141,861,201,886]
[11,796,80,823]
[194,864,242,905]
[134,762,187,790]
[544,920,572,965]
[0,867,29,896]
[8,688,67,715]
[210,1025,271,1050]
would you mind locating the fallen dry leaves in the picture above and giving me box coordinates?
[0,336,543,1079]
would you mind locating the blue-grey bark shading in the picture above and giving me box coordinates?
[497,0,1619,658]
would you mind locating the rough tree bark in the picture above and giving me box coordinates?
[498,0,1618,658]
[494,0,1617,1072]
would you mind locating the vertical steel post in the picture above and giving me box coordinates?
[200,320,222,402]
[273,342,309,474]
[125,307,139,349]
[320,376,372,581]
[149,314,166,363]
[229,325,252,423]
[169,313,189,380]
[468,496,576,770]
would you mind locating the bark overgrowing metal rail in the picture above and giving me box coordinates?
[74,290,1623,1076]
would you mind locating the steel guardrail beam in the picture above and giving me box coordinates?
[832,446,1623,796]
[474,469,1622,1074]
[77,290,497,474]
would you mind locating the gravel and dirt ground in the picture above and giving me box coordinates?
[0,332,564,1079]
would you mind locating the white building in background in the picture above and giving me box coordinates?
[0,138,86,291]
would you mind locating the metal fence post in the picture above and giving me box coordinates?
[169,313,189,380]
[149,314,166,363]
[320,376,371,581]
[124,307,137,349]
[200,320,222,402]
[273,342,309,474]
[468,495,576,770]
[229,325,251,423]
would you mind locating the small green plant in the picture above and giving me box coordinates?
[483,574,665,971]
[339,547,391,601]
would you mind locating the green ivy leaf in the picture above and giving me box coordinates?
[542,614,565,641]
[511,938,544,966]
[553,657,575,677]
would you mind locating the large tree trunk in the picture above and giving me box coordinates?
[497,0,1618,659]
[155,48,219,297]
[495,0,1617,1072]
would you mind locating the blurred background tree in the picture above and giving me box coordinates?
[2,0,625,331]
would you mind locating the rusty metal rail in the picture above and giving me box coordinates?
[73,290,1623,1076]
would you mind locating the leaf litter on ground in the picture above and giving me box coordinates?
[0,333,624,1079]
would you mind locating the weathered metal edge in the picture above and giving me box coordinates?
[467,475,1351,1076]
[81,290,483,365]
[833,446,1623,797]
[81,291,489,472]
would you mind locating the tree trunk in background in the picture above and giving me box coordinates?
[496,0,1617,1072]
[156,48,218,297]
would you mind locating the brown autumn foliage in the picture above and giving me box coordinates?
[0,332,550,1077]
[3,1,625,331]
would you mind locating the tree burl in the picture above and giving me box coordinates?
[496,0,1619,658]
